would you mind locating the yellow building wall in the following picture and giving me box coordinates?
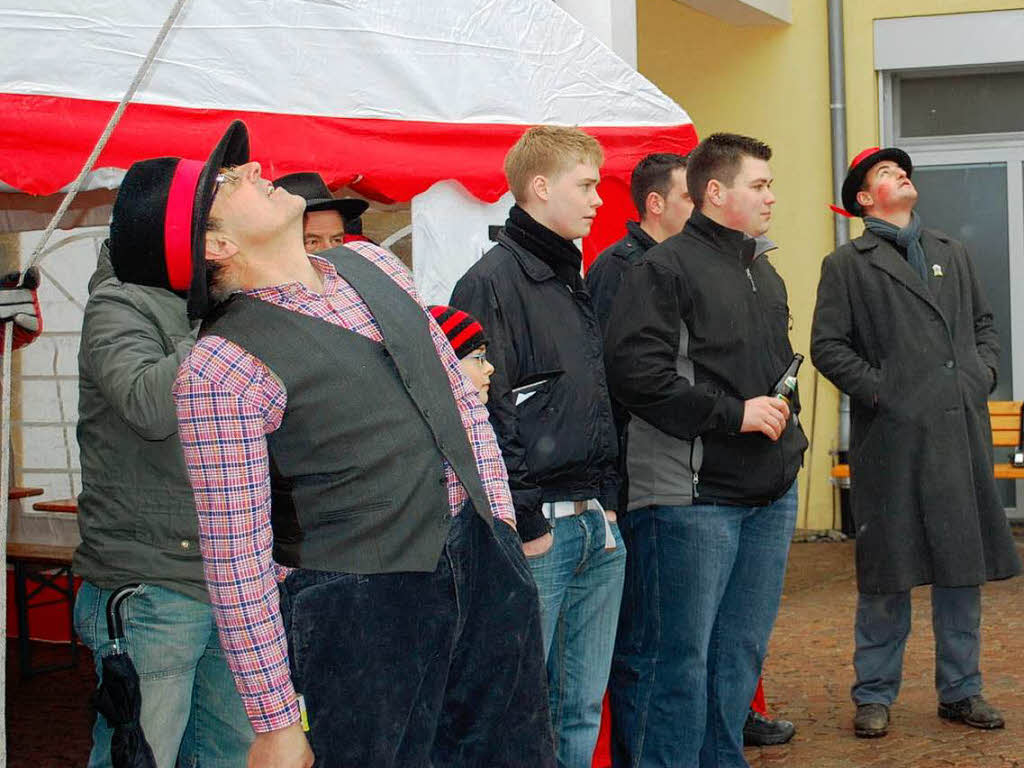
[636,0,1022,530]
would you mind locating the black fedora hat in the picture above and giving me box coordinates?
[109,120,250,320]
[273,172,369,222]
[838,146,913,218]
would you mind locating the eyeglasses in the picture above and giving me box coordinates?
[211,168,242,207]
[468,351,488,366]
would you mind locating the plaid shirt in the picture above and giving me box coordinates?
[173,242,514,733]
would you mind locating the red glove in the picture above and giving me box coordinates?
[0,267,42,352]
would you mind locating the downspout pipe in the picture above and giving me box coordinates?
[827,0,851,458]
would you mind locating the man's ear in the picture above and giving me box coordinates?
[204,232,239,263]
[530,174,550,203]
[706,179,723,208]
[856,189,873,210]
[646,191,665,217]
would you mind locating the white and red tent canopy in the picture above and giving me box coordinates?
[0,0,697,289]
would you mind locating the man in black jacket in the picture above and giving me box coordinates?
[604,133,807,767]
[587,152,692,337]
[811,147,1020,739]
[589,151,795,751]
[451,125,625,768]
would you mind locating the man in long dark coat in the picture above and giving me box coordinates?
[811,146,1021,739]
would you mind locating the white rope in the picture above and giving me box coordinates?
[1,2,191,761]
[0,321,14,756]
[25,0,192,271]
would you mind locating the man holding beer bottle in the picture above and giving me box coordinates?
[603,133,808,767]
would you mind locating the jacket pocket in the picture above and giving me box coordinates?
[134,508,202,561]
[319,498,392,523]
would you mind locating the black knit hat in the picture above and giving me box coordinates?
[428,305,488,359]
[837,146,913,218]
[109,120,250,320]
[273,172,369,222]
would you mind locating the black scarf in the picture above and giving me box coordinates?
[864,211,928,284]
[504,204,584,290]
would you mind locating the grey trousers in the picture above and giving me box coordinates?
[852,586,982,706]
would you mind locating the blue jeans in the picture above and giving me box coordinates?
[852,586,982,706]
[529,508,626,768]
[609,483,798,768]
[74,580,253,768]
[278,508,555,768]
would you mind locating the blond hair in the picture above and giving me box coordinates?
[504,126,604,203]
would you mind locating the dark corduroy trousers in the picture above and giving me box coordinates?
[278,504,555,768]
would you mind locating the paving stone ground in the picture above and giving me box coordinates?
[5,538,1023,767]
[748,539,1024,768]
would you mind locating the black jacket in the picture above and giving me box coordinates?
[811,228,1020,592]
[586,220,657,336]
[604,211,807,507]
[450,229,619,542]
[586,221,657,511]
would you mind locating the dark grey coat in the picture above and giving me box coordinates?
[811,228,1021,594]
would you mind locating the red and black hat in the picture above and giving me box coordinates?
[428,305,488,360]
[109,120,250,320]
[273,172,369,223]
[833,146,913,218]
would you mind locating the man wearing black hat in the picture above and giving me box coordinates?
[812,146,1021,739]
[72,146,254,764]
[273,172,370,253]
[146,122,552,768]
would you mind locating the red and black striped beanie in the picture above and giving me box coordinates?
[428,305,488,359]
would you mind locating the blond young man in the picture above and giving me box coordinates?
[451,126,625,767]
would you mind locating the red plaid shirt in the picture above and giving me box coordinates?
[173,243,514,732]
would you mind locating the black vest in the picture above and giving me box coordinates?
[201,247,493,574]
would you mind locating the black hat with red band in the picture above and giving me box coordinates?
[832,145,913,218]
[109,120,249,320]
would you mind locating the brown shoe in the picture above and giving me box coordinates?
[854,703,889,738]
[938,695,1005,729]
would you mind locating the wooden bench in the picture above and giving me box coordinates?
[6,541,79,677]
[831,400,1024,483]
[32,497,78,514]
[8,486,44,500]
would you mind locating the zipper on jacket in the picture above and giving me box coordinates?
[690,441,699,499]
[745,267,758,293]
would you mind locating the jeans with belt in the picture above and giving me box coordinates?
[529,505,626,768]
[610,483,798,768]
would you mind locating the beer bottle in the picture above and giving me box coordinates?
[771,353,804,408]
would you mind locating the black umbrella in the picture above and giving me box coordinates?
[91,584,157,768]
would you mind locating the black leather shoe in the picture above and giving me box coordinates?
[853,703,889,738]
[938,695,1005,729]
[743,709,796,746]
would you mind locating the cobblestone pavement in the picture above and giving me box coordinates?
[6,539,1023,767]
[748,540,1024,768]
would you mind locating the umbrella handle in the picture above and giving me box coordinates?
[105,584,143,643]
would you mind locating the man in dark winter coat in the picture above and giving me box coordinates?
[451,125,625,768]
[604,133,807,767]
[811,146,1021,739]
